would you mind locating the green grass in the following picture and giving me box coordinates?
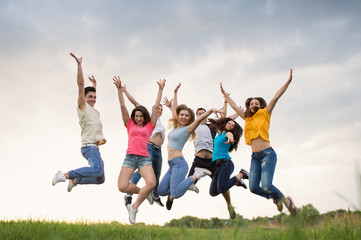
[1,214,360,240]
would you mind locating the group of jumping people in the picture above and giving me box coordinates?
[52,53,297,224]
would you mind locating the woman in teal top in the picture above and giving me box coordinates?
[209,117,248,197]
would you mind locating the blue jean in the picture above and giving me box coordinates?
[67,146,105,184]
[249,147,284,201]
[209,159,238,196]
[129,143,163,199]
[158,156,194,199]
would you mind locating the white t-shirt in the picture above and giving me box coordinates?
[194,124,213,154]
[76,103,105,144]
[149,118,165,145]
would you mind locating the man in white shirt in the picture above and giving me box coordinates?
[52,52,106,192]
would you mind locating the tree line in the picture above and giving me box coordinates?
[163,204,358,229]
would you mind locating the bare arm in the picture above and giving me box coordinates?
[150,79,166,126]
[113,76,130,125]
[220,83,245,120]
[170,83,181,118]
[222,96,238,120]
[70,52,86,110]
[187,108,220,134]
[88,75,97,89]
[266,69,293,114]
[225,132,235,144]
[122,84,141,107]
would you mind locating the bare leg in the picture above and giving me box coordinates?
[118,167,141,194]
[133,165,156,209]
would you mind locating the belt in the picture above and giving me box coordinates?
[81,143,98,148]
[148,141,161,149]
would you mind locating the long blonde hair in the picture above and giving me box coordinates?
[168,104,196,140]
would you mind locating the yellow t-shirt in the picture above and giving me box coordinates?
[244,108,271,145]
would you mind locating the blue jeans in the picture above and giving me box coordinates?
[249,147,284,201]
[209,159,238,196]
[129,143,163,199]
[67,146,105,184]
[158,156,194,199]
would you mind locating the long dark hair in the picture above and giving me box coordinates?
[244,97,267,118]
[209,117,243,152]
[131,105,151,126]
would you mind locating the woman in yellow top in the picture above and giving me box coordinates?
[220,69,297,216]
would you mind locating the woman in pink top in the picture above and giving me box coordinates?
[113,76,165,224]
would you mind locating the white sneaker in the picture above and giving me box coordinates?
[67,180,76,192]
[188,183,199,193]
[127,204,138,224]
[52,170,66,186]
[193,167,212,180]
[147,192,154,205]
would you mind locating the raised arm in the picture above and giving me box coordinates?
[150,79,166,126]
[122,84,141,107]
[220,83,245,120]
[70,52,86,110]
[222,96,238,120]
[162,97,173,110]
[266,69,293,114]
[187,108,220,134]
[170,83,181,118]
[113,76,130,125]
[88,75,97,89]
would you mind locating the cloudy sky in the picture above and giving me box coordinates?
[1,0,360,225]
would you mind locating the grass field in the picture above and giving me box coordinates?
[1,214,360,240]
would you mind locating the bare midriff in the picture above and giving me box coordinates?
[168,147,183,161]
[250,137,271,153]
[195,149,213,159]
[149,132,163,147]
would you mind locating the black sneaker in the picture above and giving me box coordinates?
[166,195,173,210]
[236,179,247,189]
[124,195,132,206]
[240,169,249,179]
[154,197,164,207]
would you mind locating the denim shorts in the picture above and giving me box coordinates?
[122,154,152,170]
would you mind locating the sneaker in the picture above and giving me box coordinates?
[52,170,66,186]
[154,197,164,207]
[188,183,200,193]
[228,205,236,219]
[166,195,173,210]
[286,197,297,216]
[236,179,247,189]
[67,179,76,192]
[240,169,249,179]
[273,199,283,212]
[193,167,212,180]
[124,195,132,206]
[146,193,154,205]
[126,204,138,224]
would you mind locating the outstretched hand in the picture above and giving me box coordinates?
[69,52,82,64]
[174,82,181,93]
[225,132,235,144]
[88,75,96,87]
[113,76,123,89]
[162,97,173,108]
[210,108,223,118]
[220,82,227,96]
[157,79,166,90]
